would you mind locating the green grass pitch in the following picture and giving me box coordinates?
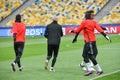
[0,34,120,80]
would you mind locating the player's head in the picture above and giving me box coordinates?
[15,14,21,22]
[53,16,58,22]
[85,10,94,20]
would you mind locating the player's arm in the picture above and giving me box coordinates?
[69,30,79,43]
[12,24,17,42]
[44,26,48,38]
[100,26,107,30]
[60,26,63,37]
[95,23,111,42]
[71,33,79,43]
[13,33,17,42]
[69,21,85,33]
[69,21,85,43]
[101,32,111,42]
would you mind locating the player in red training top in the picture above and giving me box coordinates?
[70,10,111,76]
[11,14,26,72]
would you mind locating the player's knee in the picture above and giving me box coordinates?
[82,54,86,59]
[17,55,21,59]
[88,55,97,65]
[53,56,57,61]
[84,58,89,63]
[18,48,23,52]
[47,56,52,60]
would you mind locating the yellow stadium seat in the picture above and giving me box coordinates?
[99,2,120,24]
[6,0,111,26]
[0,0,26,23]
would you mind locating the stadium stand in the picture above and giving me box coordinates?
[0,0,26,22]
[99,2,120,24]
[6,0,110,26]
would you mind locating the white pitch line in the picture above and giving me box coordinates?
[89,70,120,80]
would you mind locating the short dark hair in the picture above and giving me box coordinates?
[85,10,94,19]
[15,14,21,22]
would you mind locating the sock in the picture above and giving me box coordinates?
[19,66,23,69]
[86,62,92,71]
[90,60,94,67]
[81,61,85,66]
[45,60,48,62]
[13,62,16,65]
[95,64,102,72]
[50,67,54,69]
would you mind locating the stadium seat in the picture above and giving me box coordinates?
[99,2,120,24]
[0,0,26,22]
[6,0,110,26]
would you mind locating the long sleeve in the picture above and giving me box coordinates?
[44,26,48,38]
[12,23,17,34]
[95,22,104,33]
[74,21,85,33]
[61,27,63,37]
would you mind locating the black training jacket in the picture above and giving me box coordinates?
[44,21,63,45]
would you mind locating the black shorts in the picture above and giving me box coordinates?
[82,41,98,58]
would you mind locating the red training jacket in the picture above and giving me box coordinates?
[74,19,104,42]
[12,22,26,42]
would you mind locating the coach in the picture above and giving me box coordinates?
[44,17,63,72]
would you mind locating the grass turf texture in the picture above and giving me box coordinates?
[93,71,120,80]
[0,34,120,80]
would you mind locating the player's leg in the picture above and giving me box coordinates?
[17,61,23,71]
[89,43,98,71]
[50,45,59,72]
[11,42,18,72]
[14,42,24,71]
[93,42,98,58]
[89,60,96,71]
[45,44,53,70]
[80,48,95,72]
[88,54,103,75]
[15,43,24,63]
[80,45,87,71]
[94,43,103,75]
[88,42,103,75]
[84,43,94,76]
[17,42,24,71]
[79,61,87,71]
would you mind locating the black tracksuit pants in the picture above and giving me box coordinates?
[14,42,24,67]
[82,41,98,65]
[47,44,59,67]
